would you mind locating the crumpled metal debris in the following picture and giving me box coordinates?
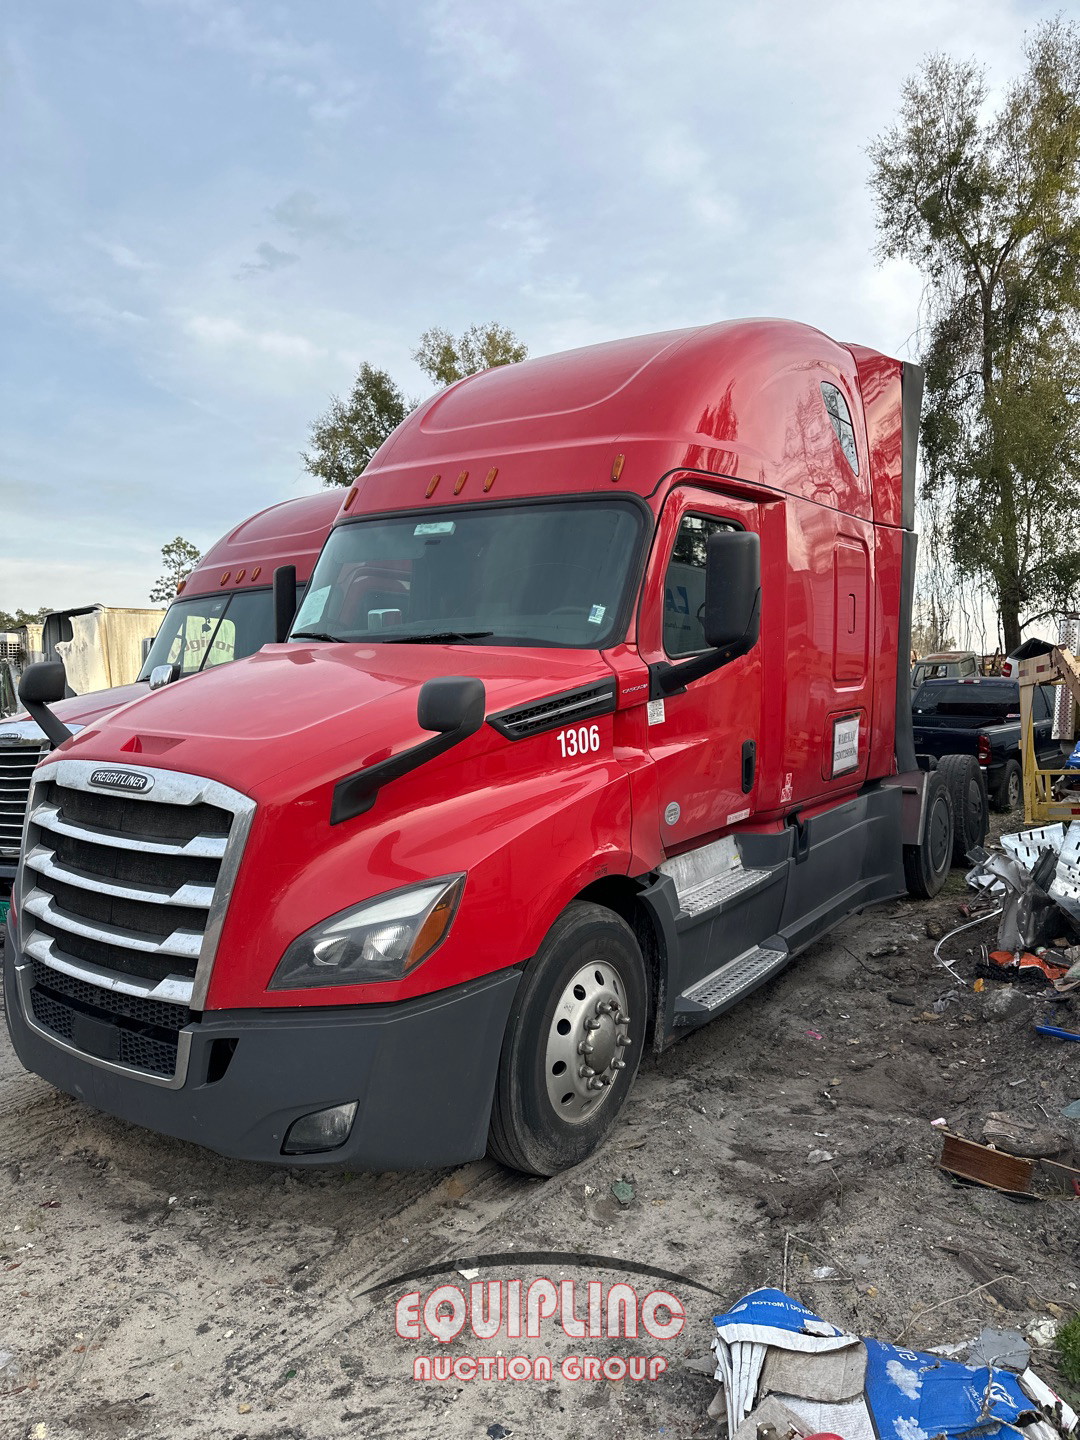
[967,823,1080,953]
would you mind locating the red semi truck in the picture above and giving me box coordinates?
[5,319,959,1176]
[0,491,340,892]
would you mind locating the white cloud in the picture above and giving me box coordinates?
[182,313,323,362]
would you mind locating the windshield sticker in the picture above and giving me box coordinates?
[588,604,606,625]
[414,521,456,536]
[292,585,330,631]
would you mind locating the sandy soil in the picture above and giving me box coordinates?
[2,823,1078,1440]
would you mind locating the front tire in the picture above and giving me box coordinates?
[903,769,954,899]
[487,902,647,1177]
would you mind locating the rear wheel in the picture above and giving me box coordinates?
[487,902,647,1177]
[991,758,1022,813]
[938,754,988,864]
[903,769,953,899]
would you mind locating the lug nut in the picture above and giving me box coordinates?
[584,1017,601,1032]
[588,1076,607,1090]
[578,1064,595,1078]
[613,1059,627,1070]
[617,1033,630,1046]
[577,1040,594,1055]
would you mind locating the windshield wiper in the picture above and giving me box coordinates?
[290,631,347,643]
[383,630,494,644]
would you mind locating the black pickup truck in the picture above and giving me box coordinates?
[911,677,1062,812]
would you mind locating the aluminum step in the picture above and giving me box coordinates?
[675,942,790,1023]
[677,865,776,918]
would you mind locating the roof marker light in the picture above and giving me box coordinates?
[611,453,625,483]
[235,569,245,583]
[426,474,441,498]
[252,566,262,580]
[343,486,357,511]
[220,572,231,585]
[484,467,498,492]
[454,470,469,494]
[177,579,186,593]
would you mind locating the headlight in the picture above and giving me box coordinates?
[269,875,465,989]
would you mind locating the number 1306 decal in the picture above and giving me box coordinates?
[557,723,601,758]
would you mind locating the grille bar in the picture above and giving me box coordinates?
[32,803,228,858]
[24,932,195,1005]
[0,739,48,855]
[22,887,204,958]
[24,844,215,909]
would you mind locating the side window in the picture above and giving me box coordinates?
[821,383,859,474]
[663,514,738,657]
[1033,686,1052,722]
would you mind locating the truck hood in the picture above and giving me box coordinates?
[1,681,149,741]
[61,643,615,798]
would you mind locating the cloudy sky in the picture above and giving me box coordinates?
[0,0,1062,617]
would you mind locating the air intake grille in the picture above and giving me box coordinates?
[0,740,48,858]
[17,758,254,1080]
[488,679,617,741]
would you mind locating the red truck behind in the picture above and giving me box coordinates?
[5,319,954,1176]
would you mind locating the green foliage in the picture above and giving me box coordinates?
[413,322,528,388]
[150,536,202,604]
[868,18,1080,650]
[302,363,412,488]
[1058,1312,1080,1387]
[302,324,527,489]
[0,605,51,632]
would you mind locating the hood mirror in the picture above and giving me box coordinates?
[149,663,181,690]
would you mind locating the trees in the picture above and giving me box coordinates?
[0,605,51,633]
[301,363,412,489]
[412,322,528,388]
[303,324,527,488]
[150,537,202,603]
[868,18,1080,651]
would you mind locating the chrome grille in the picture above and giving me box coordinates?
[0,736,48,858]
[15,757,254,1084]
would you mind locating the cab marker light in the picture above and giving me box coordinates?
[426,473,441,498]
[220,572,231,585]
[611,453,625,483]
[454,470,469,494]
[484,467,498,492]
[343,486,358,511]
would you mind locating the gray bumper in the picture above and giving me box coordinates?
[3,906,519,1169]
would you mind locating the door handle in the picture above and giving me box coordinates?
[741,739,756,794]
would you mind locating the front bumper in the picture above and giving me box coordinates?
[3,907,520,1169]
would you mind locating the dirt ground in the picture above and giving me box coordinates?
[2,816,1079,1440]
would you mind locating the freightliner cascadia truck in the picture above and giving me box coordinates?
[0,491,341,898]
[5,319,974,1177]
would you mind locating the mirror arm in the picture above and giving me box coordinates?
[19,696,73,749]
[274,565,298,644]
[330,683,486,826]
[648,594,761,700]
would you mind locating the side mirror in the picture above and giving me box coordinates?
[703,530,761,653]
[274,565,298,644]
[417,676,486,735]
[332,676,486,825]
[149,663,181,690]
[18,661,73,747]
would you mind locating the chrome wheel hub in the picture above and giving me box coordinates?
[545,962,631,1123]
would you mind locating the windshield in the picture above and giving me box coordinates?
[137,588,284,680]
[290,500,646,648]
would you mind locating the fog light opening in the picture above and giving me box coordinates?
[282,1101,358,1155]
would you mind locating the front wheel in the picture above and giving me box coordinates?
[487,902,647,1177]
